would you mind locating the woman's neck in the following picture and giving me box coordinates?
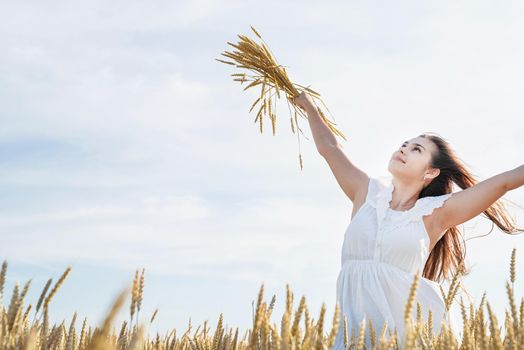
[389,178,422,211]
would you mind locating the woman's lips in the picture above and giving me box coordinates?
[394,155,405,163]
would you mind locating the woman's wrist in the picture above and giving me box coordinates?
[304,104,318,116]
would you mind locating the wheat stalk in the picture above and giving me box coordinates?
[355,317,366,349]
[404,270,421,324]
[0,260,7,307]
[510,247,516,284]
[150,308,158,324]
[217,26,347,171]
[35,278,52,318]
[88,286,130,350]
[43,266,72,311]
[130,269,139,326]
[327,302,340,349]
[342,315,348,349]
[66,311,77,350]
[444,261,464,311]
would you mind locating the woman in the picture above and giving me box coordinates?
[292,91,524,348]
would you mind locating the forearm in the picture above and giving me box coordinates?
[303,105,339,154]
[503,164,524,191]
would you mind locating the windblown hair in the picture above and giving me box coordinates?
[417,132,523,285]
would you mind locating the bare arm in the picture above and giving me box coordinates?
[320,145,369,202]
[504,164,524,191]
[433,164,524,232]
[293,92,369,202]
[301,98,338,153]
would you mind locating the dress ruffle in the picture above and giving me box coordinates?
[406,192,453,222]
[372,176,454,226]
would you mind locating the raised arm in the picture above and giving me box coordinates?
[293,92,369,203]
[433,164,524,232]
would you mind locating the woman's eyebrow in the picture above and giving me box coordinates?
[402,141,426,150]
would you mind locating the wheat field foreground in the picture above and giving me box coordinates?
[0,248,521,350]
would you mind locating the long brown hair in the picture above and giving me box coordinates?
[416,132,523,285]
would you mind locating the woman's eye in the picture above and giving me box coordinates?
[414,147,421,152]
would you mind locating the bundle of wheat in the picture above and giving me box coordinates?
[216,26,347,170]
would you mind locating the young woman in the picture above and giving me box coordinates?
[292,91,524,348]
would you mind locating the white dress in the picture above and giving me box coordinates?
[331,176,462,349]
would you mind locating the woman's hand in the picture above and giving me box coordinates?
[292,91,316,112]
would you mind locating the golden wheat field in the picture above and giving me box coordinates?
[0,247,522,350]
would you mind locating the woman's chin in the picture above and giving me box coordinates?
[387,164,401,176]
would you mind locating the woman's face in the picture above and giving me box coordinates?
[388,136,438,182]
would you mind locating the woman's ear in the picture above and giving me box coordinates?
[425,168,440,180]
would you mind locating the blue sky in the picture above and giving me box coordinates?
[1,0,523,338]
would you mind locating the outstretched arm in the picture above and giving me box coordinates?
[433,164,524,231]
[504,164,524,191]
[292,92,369,202]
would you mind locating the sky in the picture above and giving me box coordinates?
[1,0,523,340]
